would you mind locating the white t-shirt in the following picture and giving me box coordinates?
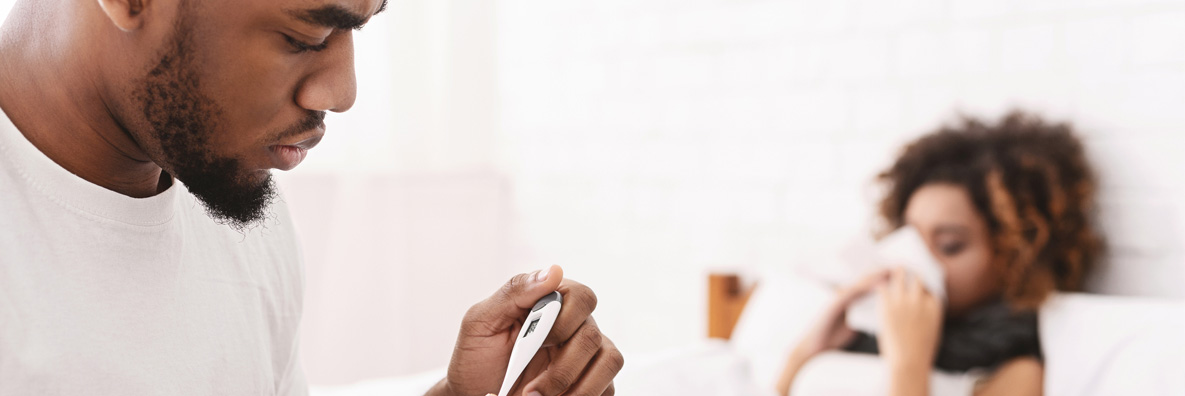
[0,108,308,395]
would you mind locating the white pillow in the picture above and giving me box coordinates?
[1040,293,1185,396]
[614,339,774,396]
[729,270,834,393]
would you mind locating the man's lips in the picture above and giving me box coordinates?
[268,133,324,171]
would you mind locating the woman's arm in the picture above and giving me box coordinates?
[774,346,813,396]
[974,357,1043,396]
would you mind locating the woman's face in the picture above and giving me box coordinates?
[903,183,1003,317]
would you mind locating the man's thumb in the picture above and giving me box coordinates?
[473,265,564,330]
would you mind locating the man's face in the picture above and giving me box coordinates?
[121,0,383,229]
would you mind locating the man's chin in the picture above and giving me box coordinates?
[243,168,273,184]
[179,167,278,232]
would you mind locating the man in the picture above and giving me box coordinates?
[0,0,622,395]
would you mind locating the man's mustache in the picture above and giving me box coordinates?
[273,110,326,141]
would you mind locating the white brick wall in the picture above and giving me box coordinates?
[496,0,1185,356]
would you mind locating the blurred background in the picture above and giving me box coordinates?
[4,0,1184,387]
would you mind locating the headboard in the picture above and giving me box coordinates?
[707,273,756,339]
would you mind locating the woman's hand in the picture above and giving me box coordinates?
[777,269,890,395]
[793,269,891,359]
[877,267,944,396]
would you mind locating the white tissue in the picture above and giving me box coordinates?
[845,226,946,334]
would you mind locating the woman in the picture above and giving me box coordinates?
[776,111,1103,395]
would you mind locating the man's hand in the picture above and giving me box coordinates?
[430,265,624,396]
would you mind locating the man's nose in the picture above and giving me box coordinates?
[295,33,358,113]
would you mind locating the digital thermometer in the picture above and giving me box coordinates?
[497,291,563,396]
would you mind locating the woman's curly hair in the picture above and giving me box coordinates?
[876,111,1103,309]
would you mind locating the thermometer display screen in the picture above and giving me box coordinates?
[524,319,540,338]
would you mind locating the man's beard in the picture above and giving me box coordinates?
[132,17,276,231]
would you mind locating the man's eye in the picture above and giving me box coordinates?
[284,35,328,54]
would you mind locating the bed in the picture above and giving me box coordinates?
[612,272,1185,396]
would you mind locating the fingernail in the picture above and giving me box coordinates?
[528,392,542,396]
[534,266,551,282]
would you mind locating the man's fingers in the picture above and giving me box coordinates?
[465,265,565,334]
[553,336,623,396]
[544,280,597,346]
[524,317,609,396]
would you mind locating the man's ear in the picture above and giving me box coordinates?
[96,0,148,32]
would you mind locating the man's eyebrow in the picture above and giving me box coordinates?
[288,0,388,31]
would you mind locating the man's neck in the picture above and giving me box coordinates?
[0,14,169,198]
